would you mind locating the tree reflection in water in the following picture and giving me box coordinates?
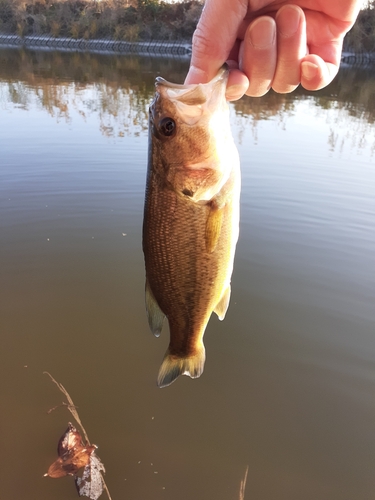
[0,47,374,152]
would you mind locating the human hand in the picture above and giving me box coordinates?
[185,0,361,99]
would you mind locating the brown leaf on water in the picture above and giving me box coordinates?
[43,372,112,500]
[75,453,106,500]
[47,445,97,478]
[45,423,97,478]
[57,422,86,457]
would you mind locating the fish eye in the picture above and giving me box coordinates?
[159,117,176,137]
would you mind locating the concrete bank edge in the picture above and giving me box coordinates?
[0,34,192,57]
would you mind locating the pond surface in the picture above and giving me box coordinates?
[0,48,375,500]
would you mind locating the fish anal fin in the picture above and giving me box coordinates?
[214,285,231,320]
[145,280,165,337]
[205,202,224,253]
[157,344,206,388]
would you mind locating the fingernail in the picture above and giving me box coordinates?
[225,84,243,101]
[248,17,275,49]
[277,5,301,37]
[185,65,209,85]
[226,59,239,70]
[301,61,318,80]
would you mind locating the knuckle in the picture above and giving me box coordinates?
[192,25,221,61]
[192,29,210,56]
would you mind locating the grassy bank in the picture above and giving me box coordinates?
[345,1,375,52]
[0,0,202,41]
[0,0,374,51]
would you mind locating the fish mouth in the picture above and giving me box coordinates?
[154,65,229,122]
[156,64,228,91]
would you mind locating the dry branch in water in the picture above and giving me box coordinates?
[239,466,249,500]
[43,371,112,500]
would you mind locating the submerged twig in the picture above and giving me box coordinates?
[239,465,249,500]
[43,371,113,500]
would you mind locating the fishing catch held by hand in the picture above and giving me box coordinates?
[143,66,241,388]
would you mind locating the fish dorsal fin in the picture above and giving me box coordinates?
[145,280,165,337]
[205,202,224,253]
[214,285,231,320]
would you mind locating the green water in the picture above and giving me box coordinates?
[1,48,375,500]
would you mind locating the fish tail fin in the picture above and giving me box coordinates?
[157,344,206,388]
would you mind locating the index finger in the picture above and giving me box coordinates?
[185,0,248,85]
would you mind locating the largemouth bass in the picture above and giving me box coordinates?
[143,66,240,388]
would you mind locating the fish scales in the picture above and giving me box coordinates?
[144,185,231,346]
[143,66,240,388]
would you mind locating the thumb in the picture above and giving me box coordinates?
[185,0,247,85]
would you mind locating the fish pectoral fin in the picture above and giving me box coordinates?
[205,202,224,253]
[157,344,206,388]
[145,280,165,337]
[214,285,231,320]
